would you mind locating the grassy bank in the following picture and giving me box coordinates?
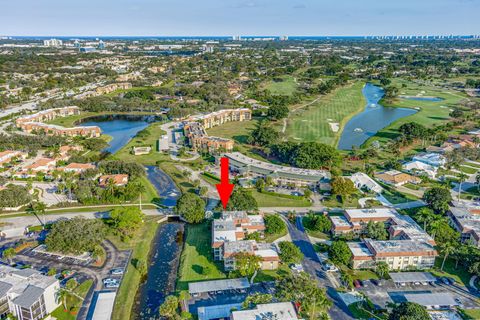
[51,280,93,320]
[110,217,160,320]
[285,81,366,146]
[365,79,467,147]
[252,190,311,207]
[177,222,226,291]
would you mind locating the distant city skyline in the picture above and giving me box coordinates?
[1,0,479,37]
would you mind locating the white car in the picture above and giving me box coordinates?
[290,264,304,273]
[323,263,338,272]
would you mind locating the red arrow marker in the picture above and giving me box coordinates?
[216,157,234,210]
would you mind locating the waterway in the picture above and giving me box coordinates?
[80,114,185,318]
[337,83,418,150]
[78,114,154,154]
[132,222,184,319]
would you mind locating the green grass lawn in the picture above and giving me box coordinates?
[365,79,467,147]
[111,217,160,320]
[339,264,379,281]
[460,165,478,174]
[137,175,160,205]
[461,308,480,319]
[206,117,270,161]
[302,215,330,239]
[253,264,292,282]
[429,257,471,287]
[322,195,359,209]
[285,81,366,146]
[251,190,311,207]
[51,280,93,320]
[112,122,170,166]
[263,75,298,96]
[177,222,226,291]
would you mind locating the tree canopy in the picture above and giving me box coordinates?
[278,241,303,264]
[423,187,452,214]
[175,193,206,224]
[328,240,352,265]
[226,188,258,211]
[45,217,106,255]
[264,214,286,236]
[388,302,430,320]
[107,207,145,241]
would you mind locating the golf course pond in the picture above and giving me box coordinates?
[338,83,418,150]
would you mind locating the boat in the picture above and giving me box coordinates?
[354,128,363,133]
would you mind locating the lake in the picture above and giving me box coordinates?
[337,83,417,150]
[78,114,155,154]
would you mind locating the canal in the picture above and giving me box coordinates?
[337,83,418,150]
[80,114,184,318]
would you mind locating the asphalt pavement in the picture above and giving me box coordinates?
[287,216,354,320]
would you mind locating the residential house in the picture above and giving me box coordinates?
[99,174,129,187]
[412,153,446,167]
[349,172,383,193]
[402,161,438,179]
[58,163,95,174]
[0,151,27,166]
[374,170,421,186]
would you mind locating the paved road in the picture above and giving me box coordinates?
[287,216,354,319]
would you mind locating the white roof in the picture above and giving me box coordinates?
[231,302,299,320]
[188,278,250,294]
[348,242,373,257]
[345,208,397,220]
[389,272,436,283]
[404,292,458,307]
[349,172,383,193]
[92,291,117,320]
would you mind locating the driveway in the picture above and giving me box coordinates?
[286,216,354,319]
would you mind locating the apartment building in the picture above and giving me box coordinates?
[330,208,437,270]
[211,212,279,271]
[184,122,234,152]
[222,152,331,188]
[0,265,60,320]
[448,204,480,247]
[187,108,251,129]
[95,82,132,95]
[16,107,101,138]
[25,158,57,173]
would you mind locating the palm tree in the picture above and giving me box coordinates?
[428,216,448,240]
[475,173,480,192]
[28,201,47,227]
[440,242,456,271]
[457,172,468,201]
[416,207,435,230]
[57,288,69,311]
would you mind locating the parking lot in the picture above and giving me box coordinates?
[187,282,276,315]
[357,279,480,310]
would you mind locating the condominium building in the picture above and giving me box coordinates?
[448,203,480,247]
[95,82,132,95]
[187,108,251,129]
[211,212,278,271]
[43,38,63,47]
[222,152,331,188]
[57,162,96,174]
[0,265,60,320]
[329,208,437,270]
[16,107,101,138]
[184,122,234,152]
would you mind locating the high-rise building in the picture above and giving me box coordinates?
[43,38,63,47]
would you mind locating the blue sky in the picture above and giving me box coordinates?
[1,0,479,36]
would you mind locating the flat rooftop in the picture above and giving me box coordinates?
[231,302,299,320]
[389,272,436,283]
[188,278,250,295]
[345,208,397,220]
[225,152,330,181]
[404,292,458,307]
[366,239,436,255]
[348,242,373,257]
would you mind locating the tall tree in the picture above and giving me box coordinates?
[175,193,206,224]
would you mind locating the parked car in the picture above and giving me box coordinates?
[323,263,338,272]
[447,277,456,284]
[372,279,382,286]
[353,280,361,288]
[440,277,450,285]
[290,264,304,273]
[111,268,124,275]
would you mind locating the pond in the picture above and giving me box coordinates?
[132,222,184,319]
[337,83,417,150]
[78,114,157,154]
